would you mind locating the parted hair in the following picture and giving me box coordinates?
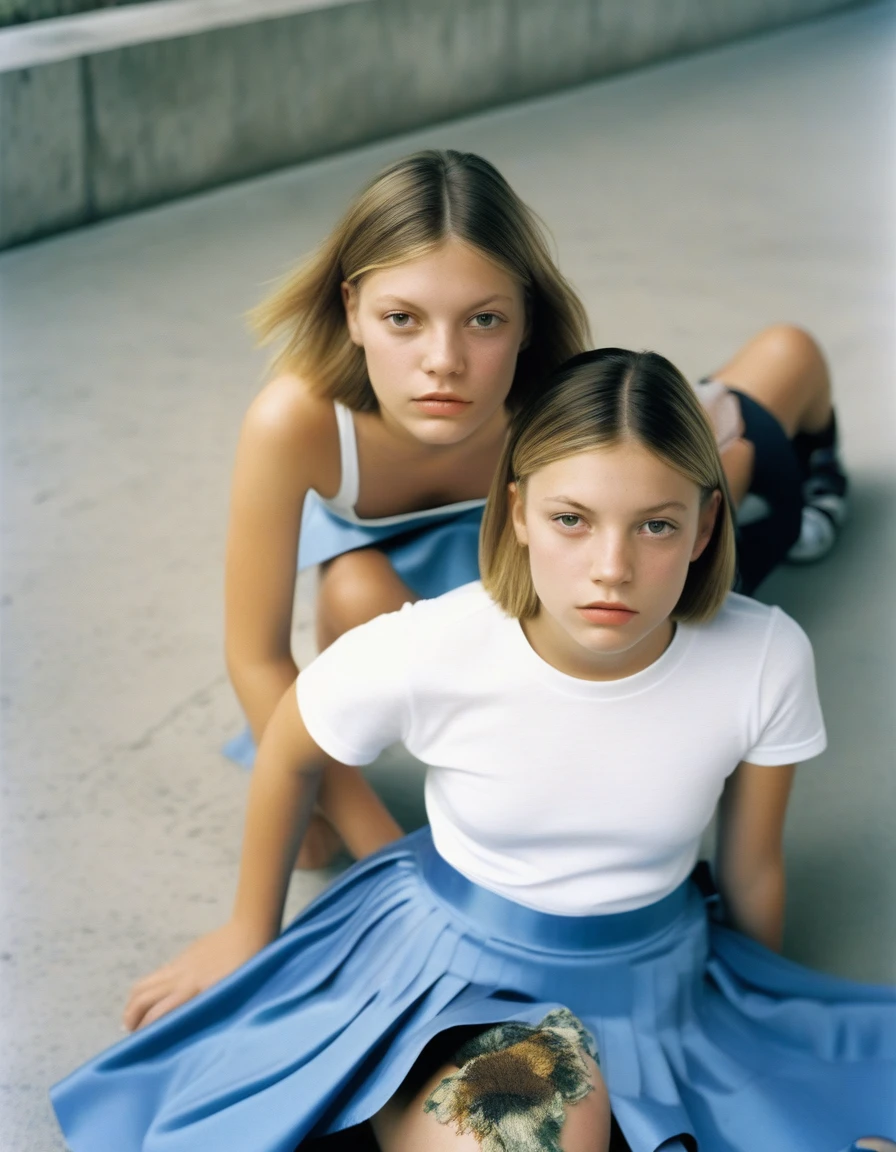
[480,348,737,622]
[250,149,590,411]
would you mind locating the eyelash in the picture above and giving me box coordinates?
[382,312,504,329]
[550,515,677,536]
[640,519,676,536]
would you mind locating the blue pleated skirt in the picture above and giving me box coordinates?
[52,829,896,1152]
[223,497,484,767]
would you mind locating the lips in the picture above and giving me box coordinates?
[413,393,471,415]
[577,602,637,626]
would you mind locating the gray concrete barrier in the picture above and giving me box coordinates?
[0,0,867,248]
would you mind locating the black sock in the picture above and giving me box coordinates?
[792,411,838,478]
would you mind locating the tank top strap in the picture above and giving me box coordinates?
[330,402,361,514]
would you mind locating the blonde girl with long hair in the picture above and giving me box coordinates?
[54,349,892,1152]
[223,150,847,869]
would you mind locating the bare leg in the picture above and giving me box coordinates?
[710,323,833,438]
[712,324,848,568]
[372,1053,611,1152]
[294,549,417,870]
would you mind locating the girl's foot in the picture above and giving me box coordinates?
[295,812,345,870]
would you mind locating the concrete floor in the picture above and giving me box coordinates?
[1,3,895,1147]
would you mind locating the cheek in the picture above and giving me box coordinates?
[361,330,414,376]
[469,334,522,383]
[639,539,696,597]
[527,526,585,588]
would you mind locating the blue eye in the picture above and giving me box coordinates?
[643,519,673,536]
[387,313,412,327]
[555,514,581,528]
[470,313,500,329]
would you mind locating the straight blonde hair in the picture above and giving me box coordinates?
[250,150,590,411]
[480,348,737,623]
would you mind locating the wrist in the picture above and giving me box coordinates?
[229,910,280,948]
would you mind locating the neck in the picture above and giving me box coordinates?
[376,403,509,460]
[521,612,676,682]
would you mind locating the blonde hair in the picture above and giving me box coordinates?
[480,348,737,623]
[250,150,590,411]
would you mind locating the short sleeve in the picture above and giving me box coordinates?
[745,608,827,765]
[296,604,413,766]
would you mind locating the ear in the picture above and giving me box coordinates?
[341,281,363,346]
[691,489,722,561]
[508,482,529,546]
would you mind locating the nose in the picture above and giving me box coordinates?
[421,324,464,378]
[589,529,633,587]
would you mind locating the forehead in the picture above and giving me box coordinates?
[360,239,522,302]
[526,442,700,507]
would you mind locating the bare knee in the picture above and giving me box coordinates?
[715,323,832,437]
[316,549,408,649]
[751,323,826,371]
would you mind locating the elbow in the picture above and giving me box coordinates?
[718,854,786,951]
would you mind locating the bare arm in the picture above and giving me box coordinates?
[223,379,401,861]
[714,760,796,951]
[225,375,333,737]
[224,378,336,741]
[124,686,330,1030]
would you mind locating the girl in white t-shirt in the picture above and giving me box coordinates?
[52,350,893,1152]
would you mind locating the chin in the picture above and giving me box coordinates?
[411,416,479,443]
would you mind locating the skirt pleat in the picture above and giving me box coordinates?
[52,829,896,1152]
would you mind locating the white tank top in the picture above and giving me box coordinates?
[316,403,487,527]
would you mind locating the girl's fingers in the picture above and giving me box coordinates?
[136,987,197,1031]
[124,980,177,1031]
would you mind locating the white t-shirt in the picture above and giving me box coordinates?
[297,583,826,915]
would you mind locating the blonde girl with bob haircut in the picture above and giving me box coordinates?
[480,347,736,624]
[55,349,895,1152]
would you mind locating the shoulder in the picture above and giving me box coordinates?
[400,581,501,633]
[237,375,341,496]
[342,582,502,664]
[700,594,817,692]
[689,593,814,668]
[243,374,336,448]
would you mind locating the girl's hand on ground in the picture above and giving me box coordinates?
[123,920,272,1032]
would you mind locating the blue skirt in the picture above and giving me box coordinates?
[51,829,896,1152]
[223,498,484,767]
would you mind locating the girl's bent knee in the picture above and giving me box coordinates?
[317,549,395,638]
[754,323,825,366]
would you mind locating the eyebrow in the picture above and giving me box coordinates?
[372,294,515,310]
[543,497,690,515]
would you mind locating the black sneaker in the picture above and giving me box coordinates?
[787,445,848,564]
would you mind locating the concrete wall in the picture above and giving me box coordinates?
[0,0,868,248]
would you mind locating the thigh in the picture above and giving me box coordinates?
[372,1031,611,1152]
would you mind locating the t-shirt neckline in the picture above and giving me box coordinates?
[508,610,695,699]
